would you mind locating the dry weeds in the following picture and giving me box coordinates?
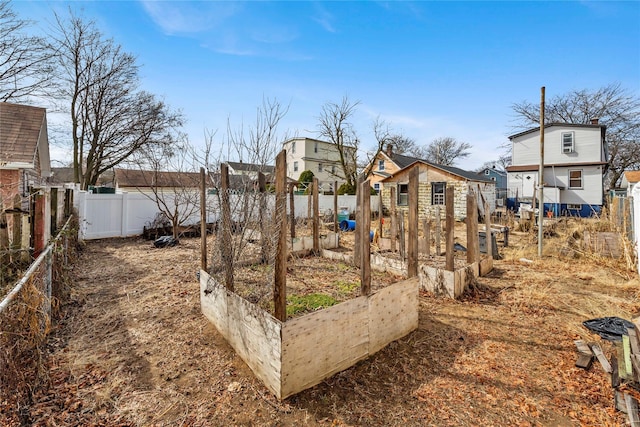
[1,216,638,426]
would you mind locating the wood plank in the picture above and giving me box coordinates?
[435,206,442,256]
[390,186,397,253]
[445,186,455,271]
[369,277,419,354]
[423,219,431,257]
[624,335,634,379]
[407,167,419,277]
[574,340,593,355]
[484,202,492,260]
[360,180,371,295]
[612,354,620,388]
[624,393,640,427]
[628,328,640,355]
[289,184,295,239]
[273,150,288,321]
[616,390,628,413]
[281,297,369,399]
[312,178,319,253]
[575,353,594,370]
[333,180,338,233]
[466,188,479,264]
[200,167,207,270]
[591,343,612,373]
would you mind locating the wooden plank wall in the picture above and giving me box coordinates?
[368,277,419,354]
[200,270,282,397]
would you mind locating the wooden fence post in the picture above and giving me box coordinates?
[220,163,234,291]
[445,186,455,271]
[258,172,268,263]
[334,180,338,232]
[485,201,493,260]
[398,211,406,262]
[423,218,430,257]
[200,167,207,271]
[0,207,8,266]
[390,187,397,252]
[360,180,371,295]
[274,150,288,322]
[50,187,58,236]
[312,177,319,253]
[12,195,22,262]
[466,189,479,264]
[33,191,46,259]
[408,168,419,278]
[289,183,296,239]
[435,205,442,256]
[354,176,364,266]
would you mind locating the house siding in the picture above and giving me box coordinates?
[511,126,604,166]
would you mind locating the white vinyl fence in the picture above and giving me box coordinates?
[75,190,379,240]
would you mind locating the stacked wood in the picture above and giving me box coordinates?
[576,329,640,424]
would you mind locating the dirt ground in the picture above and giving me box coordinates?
[8,218,640,426]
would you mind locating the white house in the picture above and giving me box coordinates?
[282,137,355,193]
[621,171,640,197]
[506,122,607,217]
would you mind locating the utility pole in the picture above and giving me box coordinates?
[538,86,545,258]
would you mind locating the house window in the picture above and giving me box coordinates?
[293,161,298,172]
[318,163,323,172]
[374,183,380,194]
[432,182,446,205]
[485,169,490,175]
[562,132,575,153]
[569,170,583,188]
[398,184,408,206]
[291,141,296,154]
[314,142,318,153]
[378,159,385,171]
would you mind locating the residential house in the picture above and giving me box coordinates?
[506,122,607,217]
[114,168,202,194]
[379,156,495,221]
[49,167,115,188]
[620,171,640,198]
[365,144,406,194]
[477,166,507,207]
[282,137,355,193]
[0,102,51,210]
[227,161,274,181]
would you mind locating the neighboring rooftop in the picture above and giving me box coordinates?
[0,102,49,171]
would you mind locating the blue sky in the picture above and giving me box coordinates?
[13,0,640,170]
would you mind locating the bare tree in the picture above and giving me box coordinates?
[424,137,472,166]
[511,83,640,187]
[0,0,55,102]
[134,140,201,240]
[316,95,360,190]
[50,11,184,189]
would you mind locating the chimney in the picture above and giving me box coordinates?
[386,143,393,157]
[590,118,599,125]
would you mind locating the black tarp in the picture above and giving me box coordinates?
[582,316,635,341]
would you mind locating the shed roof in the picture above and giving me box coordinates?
[227,161,274,174]
[0,102,49,172]
[115,169,201,188]
[386,153,492,183]
[508,122,605,140]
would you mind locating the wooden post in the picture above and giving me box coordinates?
[398,211,406,262]
[390,186,397,252]
[11,194,21,262]
[333,180,338,233]
[289,183,296,239]
[407,167,419,278]
[423,218,430,257]
[200,167,207,271]
[354,176,364,266]
[258,172,268,263]
[466,189,479,264]
[274,150,288,322]
[307,189,312,221]
[50,187,58,235]
[0,206,8,266]
[312,177,319,253]
[485,201,493,260]
[445,186,455,271]
[435,205,442,256]
[360,180,371,295]
[64,188,73,218]
[220,163,234,291]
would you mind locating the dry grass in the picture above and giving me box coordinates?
[3,216,638,426]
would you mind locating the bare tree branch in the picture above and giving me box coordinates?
[424,137,472,166]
